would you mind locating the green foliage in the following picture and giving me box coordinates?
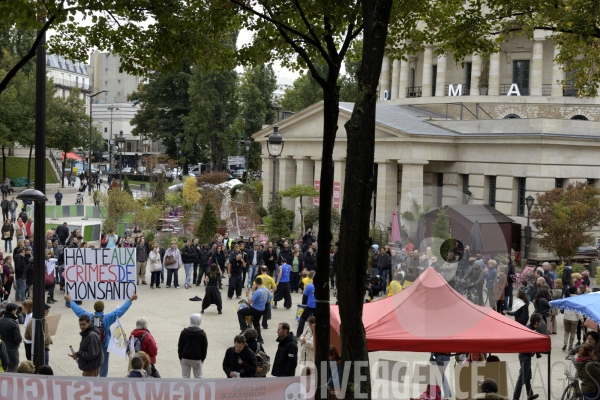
[280,184,320,227]
[280,71,324,112]
[100,189,137,233]
[152,174,166,204]
[0,157,57,184]
[182,176,201,211]
[263,195,294,239]
[166,191,183,208]
[122,175,133,196]
[304,206,341,230]
[196,201,219,244]
[432,209,452,261]
[531,182,600,261]
[230,184,260,203]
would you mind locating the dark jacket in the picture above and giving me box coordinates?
[136,243,148,262]
[0,313,22,357]
[1,224,13,241]
[506,303,529,326]
[18,211,27,224]
[56,225,69,244]
[302,233,316,248]
[304,253,317,271]
[574,357,600,394]
[377,253,392,271]
[77,325,104,371]
[247,249,263,266]
[213,250,226,268]
[127,369,149,378]
[177,327,208,361]
[272,333,298,377]
[0,200,8,211]
[0,339,9,371]
[181,245,197,264]
[197,247,212,266]
[263,248,277,269]
[13,253,27,279]
[534,297,551,318]
[278,248,293,266]
[562,265,573,287]
[222,345,257,378]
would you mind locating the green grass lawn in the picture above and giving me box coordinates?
[0,157,59,185]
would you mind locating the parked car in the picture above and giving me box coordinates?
[576,246,599,258]
[122,167,133,174]
[137,166,147,174]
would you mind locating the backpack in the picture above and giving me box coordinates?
[127,332,148,354]
[254,342,271,377]
[97,315,107,345]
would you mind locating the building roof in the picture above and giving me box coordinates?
[339,102,457,136]
[47,54,88,76]
[427,204,516,225]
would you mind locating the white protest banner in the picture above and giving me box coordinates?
[107,317,128,359]
[64,247,136,301]
[0,374,313,400]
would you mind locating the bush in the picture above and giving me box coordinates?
[195,202,219,244]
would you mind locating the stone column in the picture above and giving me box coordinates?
[399,58,410,99]
[488,52,501,96]
[278,157,296,211]
[294,157,315,226]
[398,160,429,216]
[379,55,391,101]
[261,155,272,208]
[313,158,322,207]
[422,45,434,97]
[531,35,545,96]
[391,59,401,100]
[470,54,481,95]
[435,54,447,97]
[551,43,564,97]
[333,159,346,212]
[375,161,398,226]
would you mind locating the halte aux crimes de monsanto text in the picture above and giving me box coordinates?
[64,248,137,301]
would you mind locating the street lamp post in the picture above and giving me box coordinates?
[88,90,108,194]
[108,139,115,174]
[244,139,251,182]
[175,138,181,180]
[266,125,284,208]
[116,130,126,190]
[524,195,535,260]
[107,105,119,172]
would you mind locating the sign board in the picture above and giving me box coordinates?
[228,156,245,165]
[333,182,341,210]
[46,314,61,337]
[64,248,137,301]
[455,361,507,399]
[314,180,320,206]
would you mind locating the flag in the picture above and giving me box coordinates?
[107,317,128,359]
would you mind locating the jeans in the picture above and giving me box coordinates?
[10,210,16,223]
[100,347,109,377]
[167,268,179,287]
[380,269,389,292]
[184,263,193,286]
[15,278,27,301]
[371,267,379,278]
[430,354,451,398]
[161,265,165,282]
[193,263,199,283]
[247,265,258,287]
[180,358,203,378]
[3,240,11,252]
[513,354,533,400]
[150,271,161,287]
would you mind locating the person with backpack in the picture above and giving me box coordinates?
[64,293,138,377]
[177,314,208,378]
[222,334,257,378]
[129,317,158,367]
[243,328,271,377]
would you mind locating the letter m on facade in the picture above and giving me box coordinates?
[449,84,463,96]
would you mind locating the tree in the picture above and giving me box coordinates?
[152,174,166,204]
[122,175,132,196]
[530,182,600,262]
[182,176,201,211]
[99,188,137,233]
[196,201,219,244]
[263,195,294,240]
[431,209,452,260]
[279,184,319,228]
[46,87,94,188]
[280,71,323,112]
[0,1,239,96]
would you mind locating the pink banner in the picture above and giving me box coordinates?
[314,180,320,206]
[0,374,309,400]
[333,182,340,210]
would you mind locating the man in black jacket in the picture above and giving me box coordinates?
[278,243,293,283]
[272,322,297,377]
[13,247,28,302]
[0,197,9,222]
[263,243,277,277]
[192,238,201,285]
[181,239,196,289]
[222,335,257,378]
[0,303,22,371]
[195,243,212,286]
[69,314,104,376]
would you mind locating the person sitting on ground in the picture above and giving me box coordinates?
[127,356,148,378]
[16,360,35,374]
[387,271,403,297]
[476,378,539,400]
[37,365,53,375]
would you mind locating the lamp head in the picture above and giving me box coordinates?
[175,138,181,149]
[16,189,47,202]
[116,130,126,150]
[526,195,535,212]
[267,125,284,157]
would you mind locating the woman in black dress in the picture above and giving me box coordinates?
[201,264,222,314]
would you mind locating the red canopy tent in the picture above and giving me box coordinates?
[330,268,551,354]
[62,152,82,161]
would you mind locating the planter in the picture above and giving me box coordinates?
[479,88,488,95]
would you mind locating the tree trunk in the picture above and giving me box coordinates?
[61,156,66,188]
[26,144,34,188]
[314,74,340,400]
[299,196,304,229]
[336,0,394,398]
[1,146,6,181]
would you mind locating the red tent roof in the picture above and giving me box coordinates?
[62,152,82,161]
[330,268,551,354]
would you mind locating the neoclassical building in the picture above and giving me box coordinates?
[253,33,600,255]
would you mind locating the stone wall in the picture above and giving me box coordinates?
[415,103,598,121]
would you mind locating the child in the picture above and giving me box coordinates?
[299,271,309,291]
[302,271,315,305]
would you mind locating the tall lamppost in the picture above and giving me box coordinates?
[108,139,115,174]
[107,105,119,171]
[88,90,108,194]
[116,130,126,190]
[175,138,181,180]
[266,125,284,208]
[244,138,251,182]
[524,195,535,260]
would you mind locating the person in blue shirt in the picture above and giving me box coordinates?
[273,258,292,309]
[64,293,137,377]
[296,279,316,337]
[237,278,270,343]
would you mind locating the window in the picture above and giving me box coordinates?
[465,62,472,92]
[437,173,444,207]
[411,68,416,88]
[517,177,526,216]
[587,178,595,186]
[432,65,437,96]
[75,76,78,86]
[105,68,108,72]
[571,115,588,120]
[504,114,521,119]
[512,60,530,95]
[117,92,121,97]
[104,127,108,133]
[489,176,497,208]
[104,81,108,86]
[555,178,564,189]
[126,142,132,152]
[462,174,470,204]
[118,79,121,84]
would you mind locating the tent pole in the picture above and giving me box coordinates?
[547,351,551,400]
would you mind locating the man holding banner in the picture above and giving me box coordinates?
[65,293,138,377]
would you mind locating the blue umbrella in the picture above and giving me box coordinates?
[550,292,600,325]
